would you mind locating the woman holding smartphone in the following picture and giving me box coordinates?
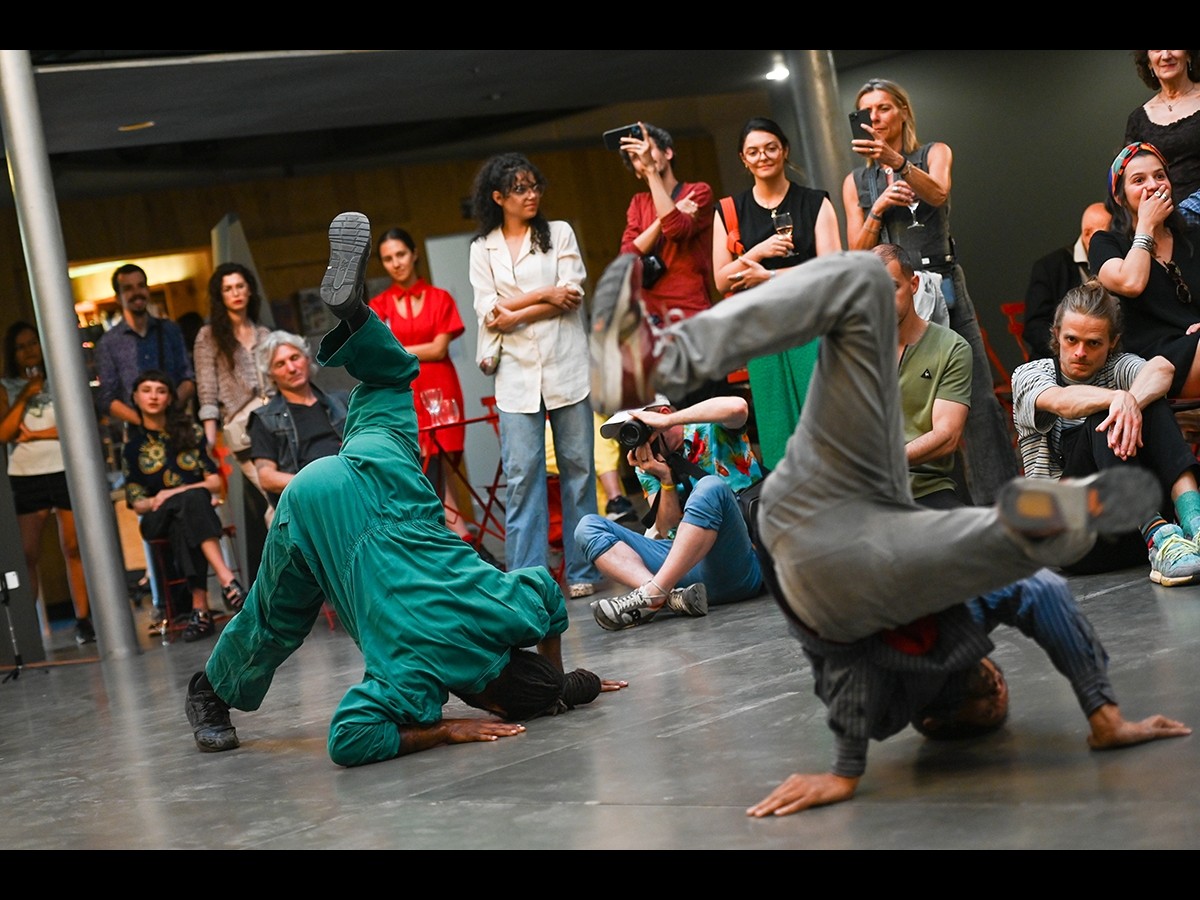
[712,116,841,469]
[469,152,600,597]
[842,77,1017,505]
[0,322,94,645]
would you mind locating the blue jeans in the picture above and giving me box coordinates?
[498,398,599,585]
[574,475,762,604]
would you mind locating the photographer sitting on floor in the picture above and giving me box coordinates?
[574,395,764,631]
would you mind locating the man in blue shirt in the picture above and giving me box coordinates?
[95,263,195,425]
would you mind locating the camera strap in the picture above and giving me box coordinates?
[641,445,709,529]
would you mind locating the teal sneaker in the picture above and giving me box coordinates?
[1149,525,1200,587]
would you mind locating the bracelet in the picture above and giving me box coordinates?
[868,211,883,222]
[659,482,676,492]
[896,159,912,177]
[1131,232,1156,253]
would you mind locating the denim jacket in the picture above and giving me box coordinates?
[249,385,350,481]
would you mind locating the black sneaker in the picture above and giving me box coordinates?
[181,609,215,643]
[74,617,96,646]
[185,672,240,752]
[321,211,371,320]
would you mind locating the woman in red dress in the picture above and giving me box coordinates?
[369,228,473,540]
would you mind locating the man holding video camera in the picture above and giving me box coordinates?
[573,395,764,631]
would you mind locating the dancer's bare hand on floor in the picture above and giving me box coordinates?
[746,772,860,818]
[442,718,526,744]
[1087,704,1191,749]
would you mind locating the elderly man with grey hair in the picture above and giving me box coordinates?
[247,330,350,509]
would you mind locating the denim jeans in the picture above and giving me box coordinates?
[499,398,599,585]
[574,474,762,604]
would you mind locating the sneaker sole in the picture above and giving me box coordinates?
[589,254,643,416]
[1151,569,1200,587]
[996,469,1160,536]
[321,212,371,312]
[592,601,657,632]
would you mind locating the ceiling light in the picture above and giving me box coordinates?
[765,55,789,82]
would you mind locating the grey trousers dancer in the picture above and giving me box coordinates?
[652,251,1094,643]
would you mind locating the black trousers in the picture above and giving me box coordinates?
[1059,398,1198,575]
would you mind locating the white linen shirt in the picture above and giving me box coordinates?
[470,220,589,414]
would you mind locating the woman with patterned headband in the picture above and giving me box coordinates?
[1090,142,1200,398]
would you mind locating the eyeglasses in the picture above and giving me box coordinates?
[507,182,544,197]
[742,143,783,163]
[1165,259,1192,304]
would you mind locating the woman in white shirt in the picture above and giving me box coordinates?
[469,153,600,597]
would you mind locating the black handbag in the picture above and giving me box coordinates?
[641,252,666,289]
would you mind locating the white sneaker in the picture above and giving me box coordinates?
[1149,525,1200,587]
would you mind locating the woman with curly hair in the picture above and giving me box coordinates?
[193,262,272,494]
[468,152,600,596]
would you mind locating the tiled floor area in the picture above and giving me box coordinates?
[3,557,1200,849]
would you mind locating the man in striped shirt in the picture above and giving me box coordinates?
[1011,281,1200,586]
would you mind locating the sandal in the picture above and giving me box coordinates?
[222,579,246,612]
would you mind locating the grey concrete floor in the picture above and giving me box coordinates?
[3,561,1200,849]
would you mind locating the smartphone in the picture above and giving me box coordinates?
[848,108,872,141]
[603,123,643,152]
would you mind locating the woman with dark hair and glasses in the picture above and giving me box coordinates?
[1091,142,1200,398]
[468,152,600,597]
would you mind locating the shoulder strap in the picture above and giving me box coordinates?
[719,196,744,257]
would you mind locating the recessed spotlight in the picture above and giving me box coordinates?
[765,55,789,82]
[117,121,156,132]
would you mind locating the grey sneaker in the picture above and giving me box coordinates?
[665,583,708,618]
[589,253,662,416]
[1149,525,1200,587]
[996,469,1160,537]
[321,211,371,320]
[592,585,659,631]
[185,672,240,752]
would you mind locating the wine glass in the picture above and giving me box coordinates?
[897,181,923,229]
[441,399,461,426]
[420,388,443,424]
[771,209,795,256]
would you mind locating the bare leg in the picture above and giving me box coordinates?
[54,509,90,620]
[599,470,623,504]
[645,523,718,597]
[1181,345,1200,398]
[191,585,211,612]
[200,537,235,587]
[593,542,655,591]
[440,452,473,539]
[17,509,50,602]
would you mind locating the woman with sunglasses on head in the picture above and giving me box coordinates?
[843,77,1017,506]
[0,322,94,645]
[1092,142,1200,398]
[123,369,245,642]
[468,152,600,597]
[711,116,841,470]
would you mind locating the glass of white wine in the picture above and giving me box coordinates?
[771,209,795,256]
[897,181,923,229]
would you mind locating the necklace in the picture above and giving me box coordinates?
[1159,83,1198,112]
